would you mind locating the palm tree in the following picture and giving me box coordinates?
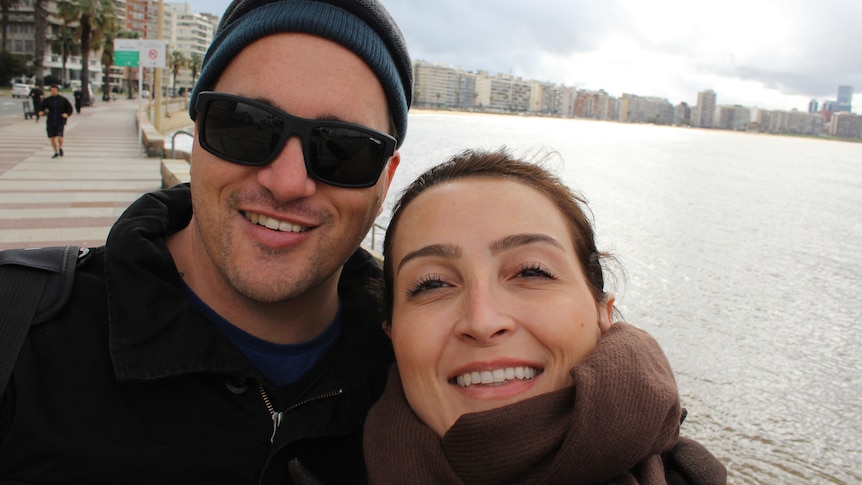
[99,28,114,100]
[32,0,47,86]
[57,0,114,106]
[169,50,187,96]
[189,52,202,88]
[50,25,79,86]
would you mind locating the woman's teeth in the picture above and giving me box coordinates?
[455,366,538,388]
[245,212,307,233]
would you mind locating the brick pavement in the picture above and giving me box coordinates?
[0,98,162,250]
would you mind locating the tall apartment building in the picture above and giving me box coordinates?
[2,1,101,86]
[620,93,674,124]
[693,89,717,128]
[836,85,853,112]
[124,0,151,36]
[714,105,751,131]
[164,2,217,93]
[828,112,862,138]
[413,60,476,110]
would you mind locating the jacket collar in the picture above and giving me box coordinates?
[103,184,392,393]
[104,184,256,381]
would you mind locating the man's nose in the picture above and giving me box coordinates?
[256,136,318,200]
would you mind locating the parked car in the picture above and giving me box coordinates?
[11,83,32,98]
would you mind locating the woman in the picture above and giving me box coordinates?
[364,148,725,484]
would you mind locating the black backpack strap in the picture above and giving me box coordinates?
[0,245,81,395]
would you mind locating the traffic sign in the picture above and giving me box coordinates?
[139,40,166,68]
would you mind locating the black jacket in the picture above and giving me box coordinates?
[0,184,393,484]
[39,94,73,126]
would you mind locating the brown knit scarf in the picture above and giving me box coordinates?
[364,322,683,485]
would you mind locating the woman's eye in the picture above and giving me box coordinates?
[516,262,555,279]
[407,274,449,296]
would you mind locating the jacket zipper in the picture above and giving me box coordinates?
[257,383,344,443]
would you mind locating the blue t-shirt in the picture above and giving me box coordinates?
[183,283,341,386]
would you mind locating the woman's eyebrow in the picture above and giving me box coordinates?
[397,244,461,272]
[489,233,564,255]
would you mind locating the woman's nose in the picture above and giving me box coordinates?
[455,284,516,344]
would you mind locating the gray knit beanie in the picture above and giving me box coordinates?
[190,0,412,147]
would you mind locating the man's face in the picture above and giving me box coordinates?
[50,86,59,96]
[187,33,399,306]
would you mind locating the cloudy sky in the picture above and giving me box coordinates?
[183,0,861,113]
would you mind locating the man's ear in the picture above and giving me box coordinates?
[377,152,400,217]
[598,293,615,334]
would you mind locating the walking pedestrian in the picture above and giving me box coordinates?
[38,84,73,158]
[73,87,83,114]
[28,85,44,122]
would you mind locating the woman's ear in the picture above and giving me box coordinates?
[598,293,615,334]
[382,322,392,338]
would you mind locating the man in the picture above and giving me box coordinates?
[37,84,73,158]
[28,85,43,122]
[0,0,412,483]
[73,86,83,114]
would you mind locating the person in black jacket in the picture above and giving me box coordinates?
[38,84,73,158]
[28,85,43,121]
[0,0,412,483]
[73,87,83,113]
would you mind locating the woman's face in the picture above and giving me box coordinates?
[388,178,613,436]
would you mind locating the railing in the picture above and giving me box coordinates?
[368,222,388,254]
[170,130,194,159]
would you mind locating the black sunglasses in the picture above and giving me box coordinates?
[195,91,397,188]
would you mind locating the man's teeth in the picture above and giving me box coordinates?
[246,212,307,233]
[455,367,537,388]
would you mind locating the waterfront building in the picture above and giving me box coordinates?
[620,93,674,125]
[757,109,823,135]
[715,105,752,131]
[828,112,862,138]
[413,60,476,110]
[163,3,217,94]
[693,89,717,128]
[808,99,819,113]
[836,85,853,112]
[674,102,691,126]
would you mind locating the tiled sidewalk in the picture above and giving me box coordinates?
[0,98,162,250]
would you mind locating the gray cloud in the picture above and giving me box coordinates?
[386,0,861,107]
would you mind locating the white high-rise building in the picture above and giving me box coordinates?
[694,89,717,128]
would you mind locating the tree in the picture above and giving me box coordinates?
[57,0,114,106]
[0,50,27,85]
[99,23,119,99]
[169,50,186,96]
[188,52,202,89]
[50,25,79,86]
[32,0,47,86]
[1,0,23,54]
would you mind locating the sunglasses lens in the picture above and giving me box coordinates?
[202,98,282,165]
[309,127,389,187]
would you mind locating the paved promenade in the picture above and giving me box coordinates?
[0,98,162,250]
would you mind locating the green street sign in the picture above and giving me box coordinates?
[114,50,139,67]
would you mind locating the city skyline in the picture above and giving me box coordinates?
[183,0,861,115]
